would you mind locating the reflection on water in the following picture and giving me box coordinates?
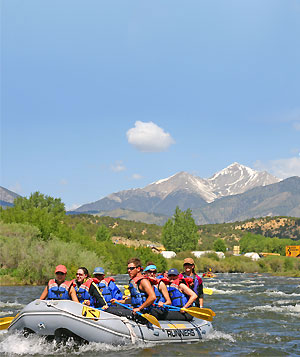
[0,274,299,356]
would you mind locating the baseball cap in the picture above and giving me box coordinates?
[183,258,195,265]
[55,265,67,274]
[93,267,105,275]
[144,264,157,272]
[168,268,179,276]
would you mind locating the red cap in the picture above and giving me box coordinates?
[55,265,67,274]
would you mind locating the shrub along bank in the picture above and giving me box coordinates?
[167,252,300,277]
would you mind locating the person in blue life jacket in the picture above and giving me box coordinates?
[71,267,107,308]
[92,267,122,305]
[143,264,171,307]
[180,257,204,308]
[167,268,198,310]
[39,265,79,302]
[106,258,157,323]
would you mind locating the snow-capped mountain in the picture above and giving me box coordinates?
[75,163,280,215]
[207,162,280,198]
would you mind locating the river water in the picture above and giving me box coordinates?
[0,273,299,356]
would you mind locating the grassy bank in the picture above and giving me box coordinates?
[166,251,300,277]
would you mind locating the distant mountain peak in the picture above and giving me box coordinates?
[74,162,282,216]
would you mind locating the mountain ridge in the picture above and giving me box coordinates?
[75,162,280,215]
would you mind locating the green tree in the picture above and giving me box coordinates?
[0,192,65,240]
[162,207,198,252]
[96,225,111,242]
[213,238,227,253]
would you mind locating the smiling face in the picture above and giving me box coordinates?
[144,269,157,278]
[76,268,87,283]
[183,263,194,275]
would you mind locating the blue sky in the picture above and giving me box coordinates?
[2,0,300,209]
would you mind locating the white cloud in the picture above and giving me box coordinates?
[132,173,142,180]
[8,182,22,194]
[60,179,68,185]
[110,161,126,172]
[126,121,175,152]
[254,157,300,179]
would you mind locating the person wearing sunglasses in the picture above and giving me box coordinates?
[92,267,122,305]
[143,264,171,307]
[180,258,204,308]
[70,267,107,308]
[108,258,157,322]
[39,265,78,302]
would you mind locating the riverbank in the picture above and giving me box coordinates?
[167,253,300,278]
[1,255,299,286]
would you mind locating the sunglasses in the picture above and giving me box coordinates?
[76,273,84,276]
[148,270,157,273]
[127,266,137,271]
[184,263,193,267]
[168,274,177,277]
[56,272,65,275]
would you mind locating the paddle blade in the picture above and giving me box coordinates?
[181,308,213,322]
[142,313,161,328]
[203,288,213,295]
[186,307,216,317]
[0,316,14,330]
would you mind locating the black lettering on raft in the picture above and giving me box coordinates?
[166,329,196,338]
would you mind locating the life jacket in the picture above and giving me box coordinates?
[180,273,202,293]
[71,278,95,306]
[129,276,151,310]
[155,280,168,304]
[97,277,115,304]
[167,278,188,307]
[47,279,71,300]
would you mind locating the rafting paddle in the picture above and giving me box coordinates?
[203,288,213,295]
[114,301,161,328]
[0,316,15,330]
[157,304,215,321]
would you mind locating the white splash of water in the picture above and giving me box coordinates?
[0,311,14,316]
[0,331,150,355]
[205,329,236,343]
[0,301,24,309]
[252,304,300,317]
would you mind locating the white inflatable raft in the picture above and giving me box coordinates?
[8,299,213,345]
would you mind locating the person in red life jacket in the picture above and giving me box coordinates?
[92,266,122,305]
[180,257,204,308]
[72,267,107,309]
[39,265,78,302]
[143,264,171,307]
[167,268,198,310]
[107,258,157,323]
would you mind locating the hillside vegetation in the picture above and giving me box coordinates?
[0,192,166,285]
[1,192,299,284]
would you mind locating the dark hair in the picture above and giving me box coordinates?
[146,261,155,266]
[127,258,141,267]
[78,267,89,277]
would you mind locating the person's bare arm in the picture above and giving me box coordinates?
[132,279,156,313]
[158,282,171,306]
[180,283,197,309]
[69,286,79,302]
[39,286,48,300]
[199,297,204,308]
